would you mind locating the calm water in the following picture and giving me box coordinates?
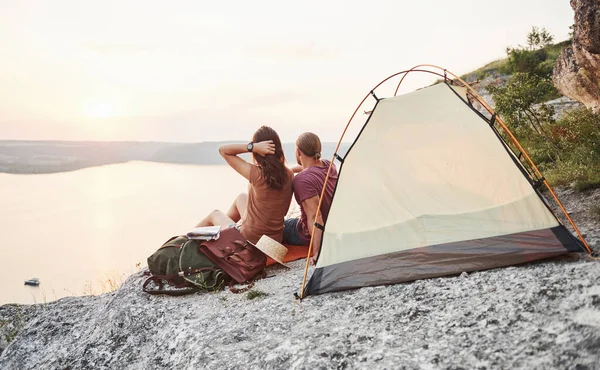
[0,162,251,305]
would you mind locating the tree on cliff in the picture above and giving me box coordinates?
[526,26,554,50]
[488,72,556,134]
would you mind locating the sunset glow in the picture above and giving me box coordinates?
[82,101,117,119]
[0,0,575,142]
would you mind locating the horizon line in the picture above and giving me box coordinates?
[0,139,353,145]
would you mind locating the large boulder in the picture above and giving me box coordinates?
[553,0,600,112]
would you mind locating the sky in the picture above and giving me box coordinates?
[0,0,574,143]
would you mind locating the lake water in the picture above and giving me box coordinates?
[0,161,260,305]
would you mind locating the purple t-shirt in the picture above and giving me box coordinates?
[293,159,338,244]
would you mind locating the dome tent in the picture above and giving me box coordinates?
[299,66,590,297]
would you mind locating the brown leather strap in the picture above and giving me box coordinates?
[228,270,266,294]
[229,279,255,294]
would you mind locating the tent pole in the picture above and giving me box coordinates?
[393,65,469,96]
[299,90,376,299]
[299,70,424,298]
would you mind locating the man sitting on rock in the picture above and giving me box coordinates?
[283,132,338,264]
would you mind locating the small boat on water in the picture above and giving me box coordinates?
[24,278,40,286]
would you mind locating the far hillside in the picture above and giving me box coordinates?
[0,141,350,174]
[462,39,572,83]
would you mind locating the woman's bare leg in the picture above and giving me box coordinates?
[226,193,248,222]
[195,210,235,229]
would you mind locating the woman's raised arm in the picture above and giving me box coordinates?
[219,141,275,181]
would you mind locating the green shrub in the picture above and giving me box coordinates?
[532,107,600,191]
[454,27,593,192]
[461,30,570,82]
[521,132,558,166]
[548,107,600,160]
[502,48,550,77]
[246,290,268,300]
[498,27,568,79]
[536,59,557,79]
[492,80,600,192]
[544,161,600,189]
[545,40,571,61]
[489,72,558,133]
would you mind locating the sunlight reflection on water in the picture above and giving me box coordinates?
[0,161,253,304]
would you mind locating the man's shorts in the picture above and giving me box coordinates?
[282,218,307,246]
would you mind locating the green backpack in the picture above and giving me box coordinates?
[143,236,230,295]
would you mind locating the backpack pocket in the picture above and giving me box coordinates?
[179,239,230,291]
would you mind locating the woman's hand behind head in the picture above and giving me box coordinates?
[253,140,275,157]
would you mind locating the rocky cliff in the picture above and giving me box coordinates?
[1,189,599,370]
[553,0,600,111]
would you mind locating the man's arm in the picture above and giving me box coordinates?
[301,195,324,265]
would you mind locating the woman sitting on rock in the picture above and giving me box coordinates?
[195,126,294,244]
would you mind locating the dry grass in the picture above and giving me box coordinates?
[82,262,144,296]
[461,58,508,81]
[83,272,126,296]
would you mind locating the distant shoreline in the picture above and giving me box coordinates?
[0,140,349,175]
[0,160,128,175]
[0,159,224,175]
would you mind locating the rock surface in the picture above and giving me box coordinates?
[470,72,508,119]
[539,96,582,119]
[1,189,599,370]
[553,0,600,112]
